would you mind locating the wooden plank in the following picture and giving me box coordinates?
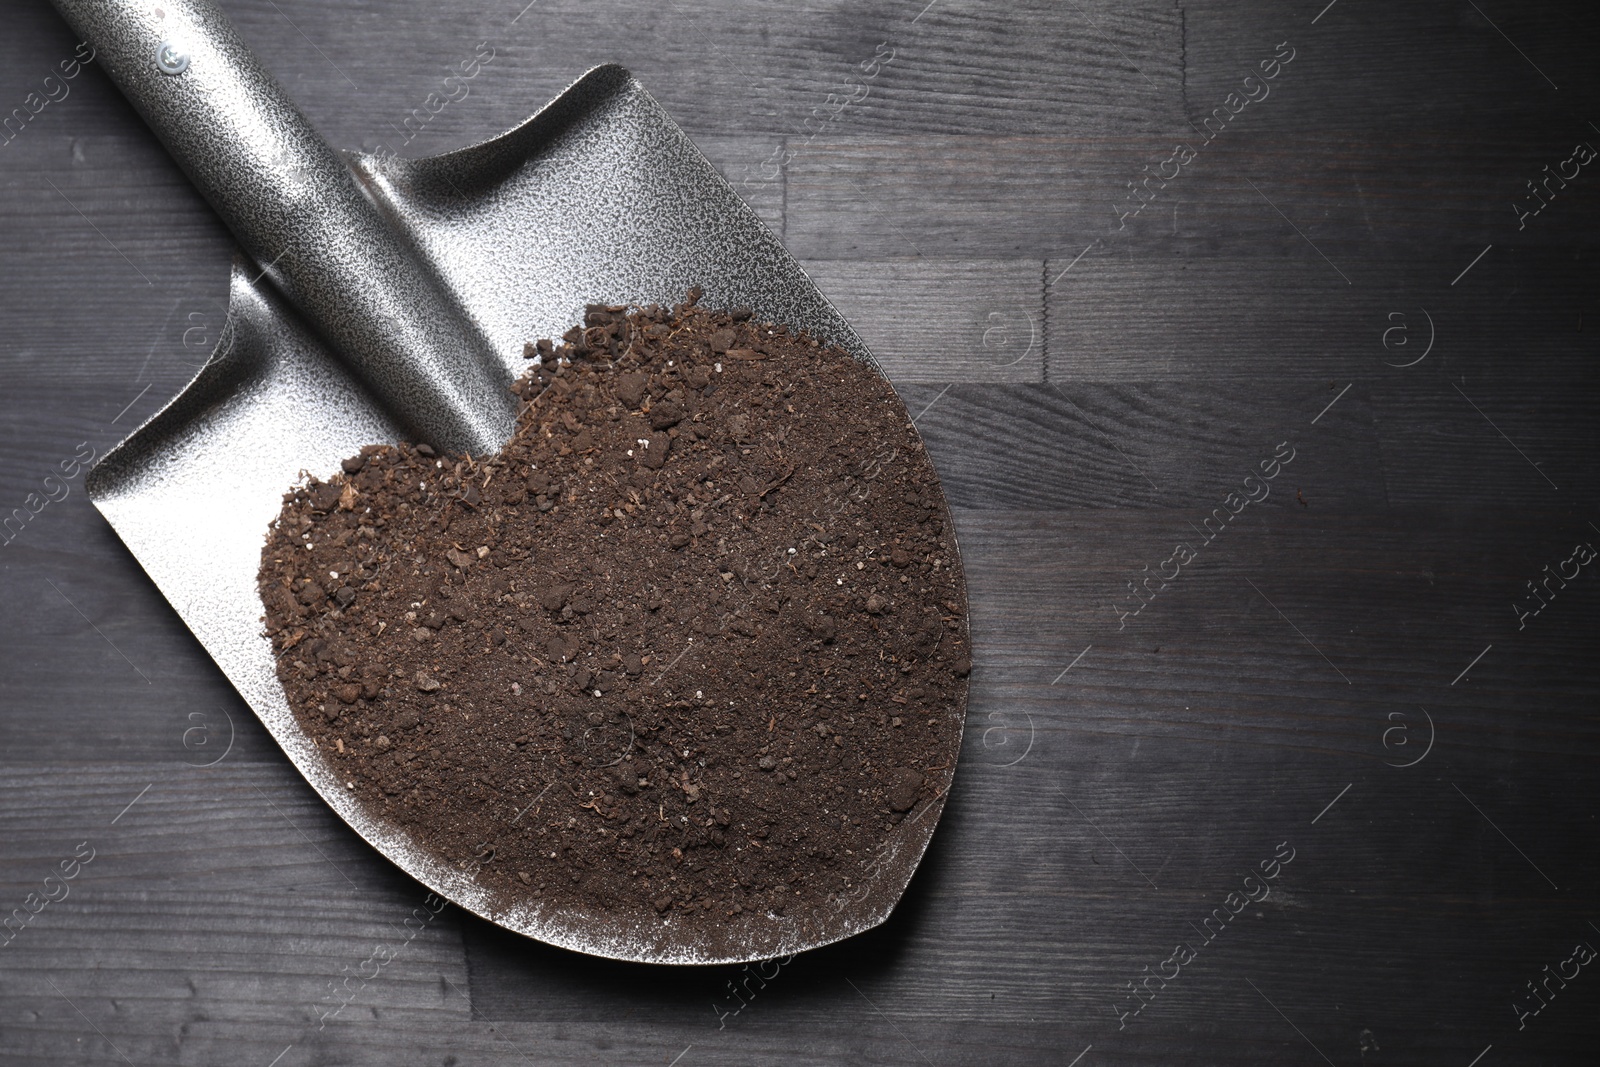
[459,754,1600,1067]
[904,380,1389,510]
[1370,372,1589,508]
[949,501,1600,769]
[954,506,1599,704]
[1182,0,1600,131]
[215,0,1183,146]
[801,259,1045,383]
[0,525,269,766]
[1045,248,1600,381]
[2,760,1594,1063]
[0,0,1182,146]
[781,130,1600,258]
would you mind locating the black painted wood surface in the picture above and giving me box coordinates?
[2,1,1598,1064]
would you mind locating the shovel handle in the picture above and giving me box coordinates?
[47,0,515,456]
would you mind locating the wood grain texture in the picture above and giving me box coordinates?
[803,258,1046,382]
[778,132,1600,260]
[2,0,1598,1063]
[1045,247,1600,381]
[904,380,1389,509]
[208,0,1184,144]
[1182,0,1600,128]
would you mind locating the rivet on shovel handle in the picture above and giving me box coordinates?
[155,40,189,75]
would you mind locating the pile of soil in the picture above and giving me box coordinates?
[258,291,968,943]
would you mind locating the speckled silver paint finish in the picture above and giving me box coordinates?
[356,65,879,374]
[50,0,515,456]
[71,1,962,964]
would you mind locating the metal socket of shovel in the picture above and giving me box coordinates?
[54,0,963,964]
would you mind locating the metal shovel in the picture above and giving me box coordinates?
[53,0,961,964]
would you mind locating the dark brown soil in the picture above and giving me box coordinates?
[257,292,968,943]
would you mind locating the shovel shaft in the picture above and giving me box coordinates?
[48,0,516,456]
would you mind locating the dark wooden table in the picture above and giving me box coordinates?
[3,1,1598,1063]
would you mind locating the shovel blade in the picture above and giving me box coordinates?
[89,65,948,964]
[359,64,876,379]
